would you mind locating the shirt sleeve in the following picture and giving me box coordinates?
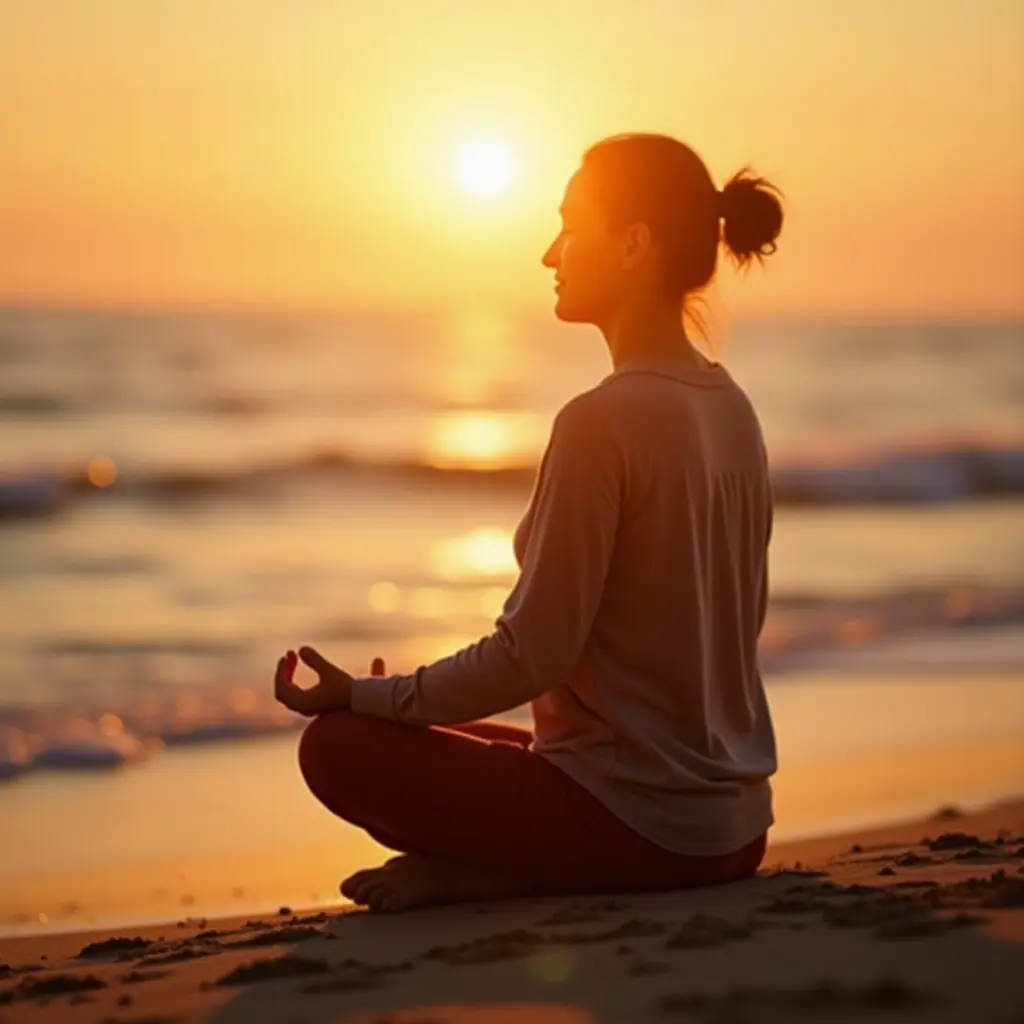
[349,397,622,725]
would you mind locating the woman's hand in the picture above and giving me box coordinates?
[274,646,384,717]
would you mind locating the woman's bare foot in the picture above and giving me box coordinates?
[340,854,532,913]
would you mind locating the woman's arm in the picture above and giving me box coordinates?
[349,395,621,725]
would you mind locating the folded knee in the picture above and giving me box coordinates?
[298,710,403,781]
[298,711,363,781]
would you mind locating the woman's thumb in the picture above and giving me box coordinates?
[370,656,386,676]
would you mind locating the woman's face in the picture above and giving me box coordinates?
[542,170,632,325]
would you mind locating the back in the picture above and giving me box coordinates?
[527,356,778,856]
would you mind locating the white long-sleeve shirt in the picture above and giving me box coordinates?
[351,354,777,855]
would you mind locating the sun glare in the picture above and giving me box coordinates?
[456,138,512,198]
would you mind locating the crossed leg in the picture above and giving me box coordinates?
[338,718,535,910]
[298,711,766,912]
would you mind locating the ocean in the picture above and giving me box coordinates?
[1,306,1023,776]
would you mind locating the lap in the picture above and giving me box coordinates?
[298,711,765,892]
[299,711,561,835]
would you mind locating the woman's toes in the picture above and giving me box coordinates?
[341,867,383,902]
[362,879,393,911]
[374,891,406,913]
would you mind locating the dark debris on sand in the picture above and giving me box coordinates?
[0,971,106,1004]
[557,918,669,944]
[78,935,154,958]
[787,881,875,898]
[823,894,930,930]
[927,832,988,851]
[535,899,629,926]
[215,954,330,987]
[2,964,43,978]
[918,869,1024,910]
[301,971,384,995]
[665,913,751,949]
[894,851,932,867]
[746,871,1011,941]
[121,969,171,984]
[423,929,542,965]
[229,925,325,948]
[659,976,933,1021]
[290,911,331,924]
[876,912,984,939]
[422,917,669,966]
[758,896,829,915]
[762,866,828,879]
[137,943,222,967]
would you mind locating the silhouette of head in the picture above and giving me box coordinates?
[542,133,783,328]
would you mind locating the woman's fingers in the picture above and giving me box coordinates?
[276,647,352,716]
[275,650,311,713]
[274,655,290,696]
[370,656,386,676]
[298,645,335,678]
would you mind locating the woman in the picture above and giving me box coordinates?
[275,133,783,913]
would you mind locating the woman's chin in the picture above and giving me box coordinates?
[553,295,584,323]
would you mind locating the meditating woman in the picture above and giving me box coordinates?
[274,132,784,913]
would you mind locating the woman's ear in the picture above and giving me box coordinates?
[619,221,653,272]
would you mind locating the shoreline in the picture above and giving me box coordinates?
[0,790,1019,945]
[2,748,1023,943]
[2,670,1023,939]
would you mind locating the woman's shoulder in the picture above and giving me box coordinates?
[558,373,643,421]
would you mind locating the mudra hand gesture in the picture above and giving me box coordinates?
[274,647,385,716]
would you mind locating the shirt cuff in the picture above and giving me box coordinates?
[349,674,400,720]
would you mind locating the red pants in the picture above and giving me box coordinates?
[298,712,766,895]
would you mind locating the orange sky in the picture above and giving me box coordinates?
[1,0,1022,319]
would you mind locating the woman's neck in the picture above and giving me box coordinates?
[602,297,705,371]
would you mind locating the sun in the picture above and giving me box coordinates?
[456,138,512,198]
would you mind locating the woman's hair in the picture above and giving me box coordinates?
[580,134,783,298]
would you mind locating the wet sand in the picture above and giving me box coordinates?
[2,796,1022,1023]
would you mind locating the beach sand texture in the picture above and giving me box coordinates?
[2,797,1022,1023]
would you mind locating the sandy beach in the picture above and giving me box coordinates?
[2,795,1022,1023]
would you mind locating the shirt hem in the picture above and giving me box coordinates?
[539,749,774,858]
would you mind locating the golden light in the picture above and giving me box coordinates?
[432,527,518,581]
[98,714,124,737]
[425,411,517,470]
[456,138,512,198]
[87,455,117,488]
[408,587,453,619]
[368,581,401,614]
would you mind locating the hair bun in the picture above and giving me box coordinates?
[720,169,783,267]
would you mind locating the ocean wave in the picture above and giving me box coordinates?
[0,472,69,520]
[0,391,80,415]
[771,442,1024,505]
[0,581,1021,784]
[3,438,1024,520]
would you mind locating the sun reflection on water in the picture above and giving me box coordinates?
[432,526,517,580]
[424,410,538,470]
